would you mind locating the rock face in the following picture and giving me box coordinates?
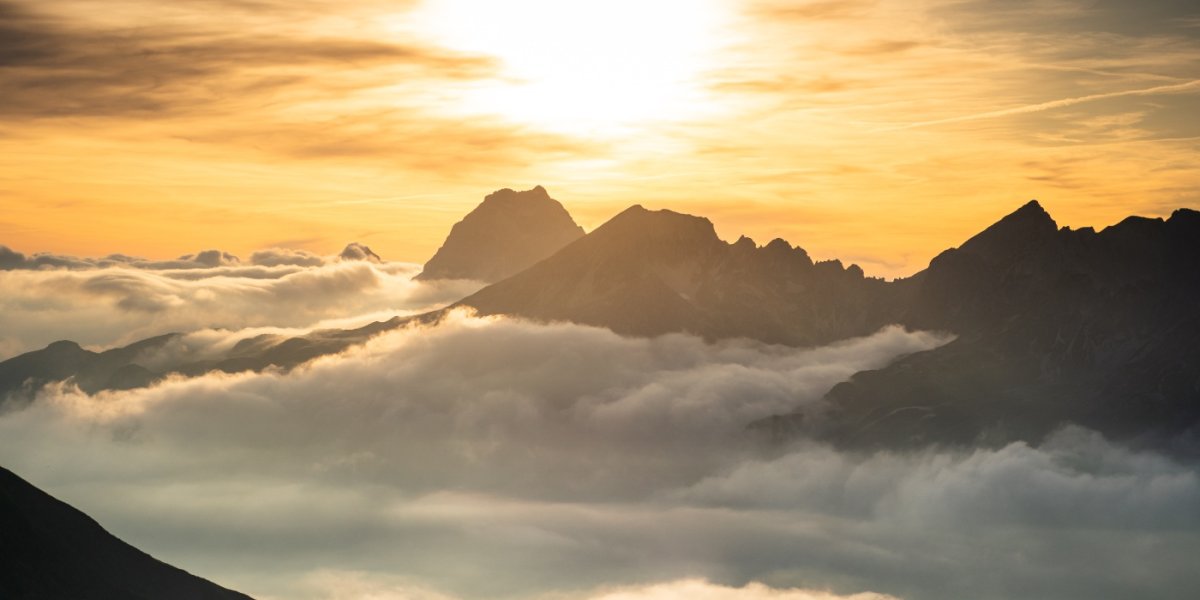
[459,204,898,346]
[416,186,585,283]
[757,203,1200,453]
[0,465,253,600]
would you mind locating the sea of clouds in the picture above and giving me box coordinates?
[2,306,1198,600]
[0,244,481,358]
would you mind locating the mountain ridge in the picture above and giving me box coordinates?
[456,202,894,345]
[2,192,1197,454]
[0,465,253,600]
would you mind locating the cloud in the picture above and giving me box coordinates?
[295,575,898,600]
[887,79,1200,131]
[0,244,241,270]
[13,314,948,498]
[0,0,494,119]
[249,248,327,268]
[1,313,1197,599]
[0,314,948,597]
[754,1,878,21]
[0,240,393,274]
[0,0,595,183]
[0,257,482,357]
[578,580,897,600]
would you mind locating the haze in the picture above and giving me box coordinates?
[3,0,1198,276]
[2,3,1200,600]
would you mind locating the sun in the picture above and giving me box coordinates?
[406,0,731,136]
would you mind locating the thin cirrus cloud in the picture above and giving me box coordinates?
[0,0,594,179]
[0,0,493,119]
[0,312,1196,600]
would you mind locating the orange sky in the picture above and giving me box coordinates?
[2,0,1198,277]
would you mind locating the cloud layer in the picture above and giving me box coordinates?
[0,247,481,358]
[0,313,1196,600]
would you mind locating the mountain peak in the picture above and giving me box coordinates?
[1002,199,1055,228]
[480,185,555,206]
[593,205,720,248]
[1016,198,1045,212]
[339,242,381,263]
[956,199,1059,260]
[1169,207,1200,228]
[417,186,585,283]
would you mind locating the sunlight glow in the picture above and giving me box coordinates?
[407,0,732,136]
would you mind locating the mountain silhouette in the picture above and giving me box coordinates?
[757,203,1200,453]
[3,194,1198,453]
[458,204,900,345]
[0,465,252,600]
[416,186,585,283]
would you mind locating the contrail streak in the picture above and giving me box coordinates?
[883,79,1200,131]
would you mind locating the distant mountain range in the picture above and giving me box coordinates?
[0,465,252,599]
[2,187,1198,453]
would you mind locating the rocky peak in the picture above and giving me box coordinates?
[417,186,585,283]
[583,205,725,266]
[593,205,718,240]
[339,242,381,263]
[956,199,1059,261]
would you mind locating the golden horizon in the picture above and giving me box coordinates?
[2,0,1198,278]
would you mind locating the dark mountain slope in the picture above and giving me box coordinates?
[416,186,585,283]
[0,466,252,600]
[459,204,902,346]
[758,203,1200,452]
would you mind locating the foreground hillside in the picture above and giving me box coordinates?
[0,466,252,600]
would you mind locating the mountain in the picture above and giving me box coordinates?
[4,195,1197,454]
[459,204,902,346]
[0,201,893,400]
[756,203,1200,453]
[0,316,415,409]
[416,186,585,283]
[0,465,252,600]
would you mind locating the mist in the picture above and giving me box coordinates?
[0,258,481,359]
[1,312,1196,599]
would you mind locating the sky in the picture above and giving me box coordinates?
[4,4,1200,599]
[3,0,1198,277]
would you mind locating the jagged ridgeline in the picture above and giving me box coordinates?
[2,189,1198,455]
[457,203,899,345]
[759,202,1200,453]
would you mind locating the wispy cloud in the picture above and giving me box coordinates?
[886,79,1200,130]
